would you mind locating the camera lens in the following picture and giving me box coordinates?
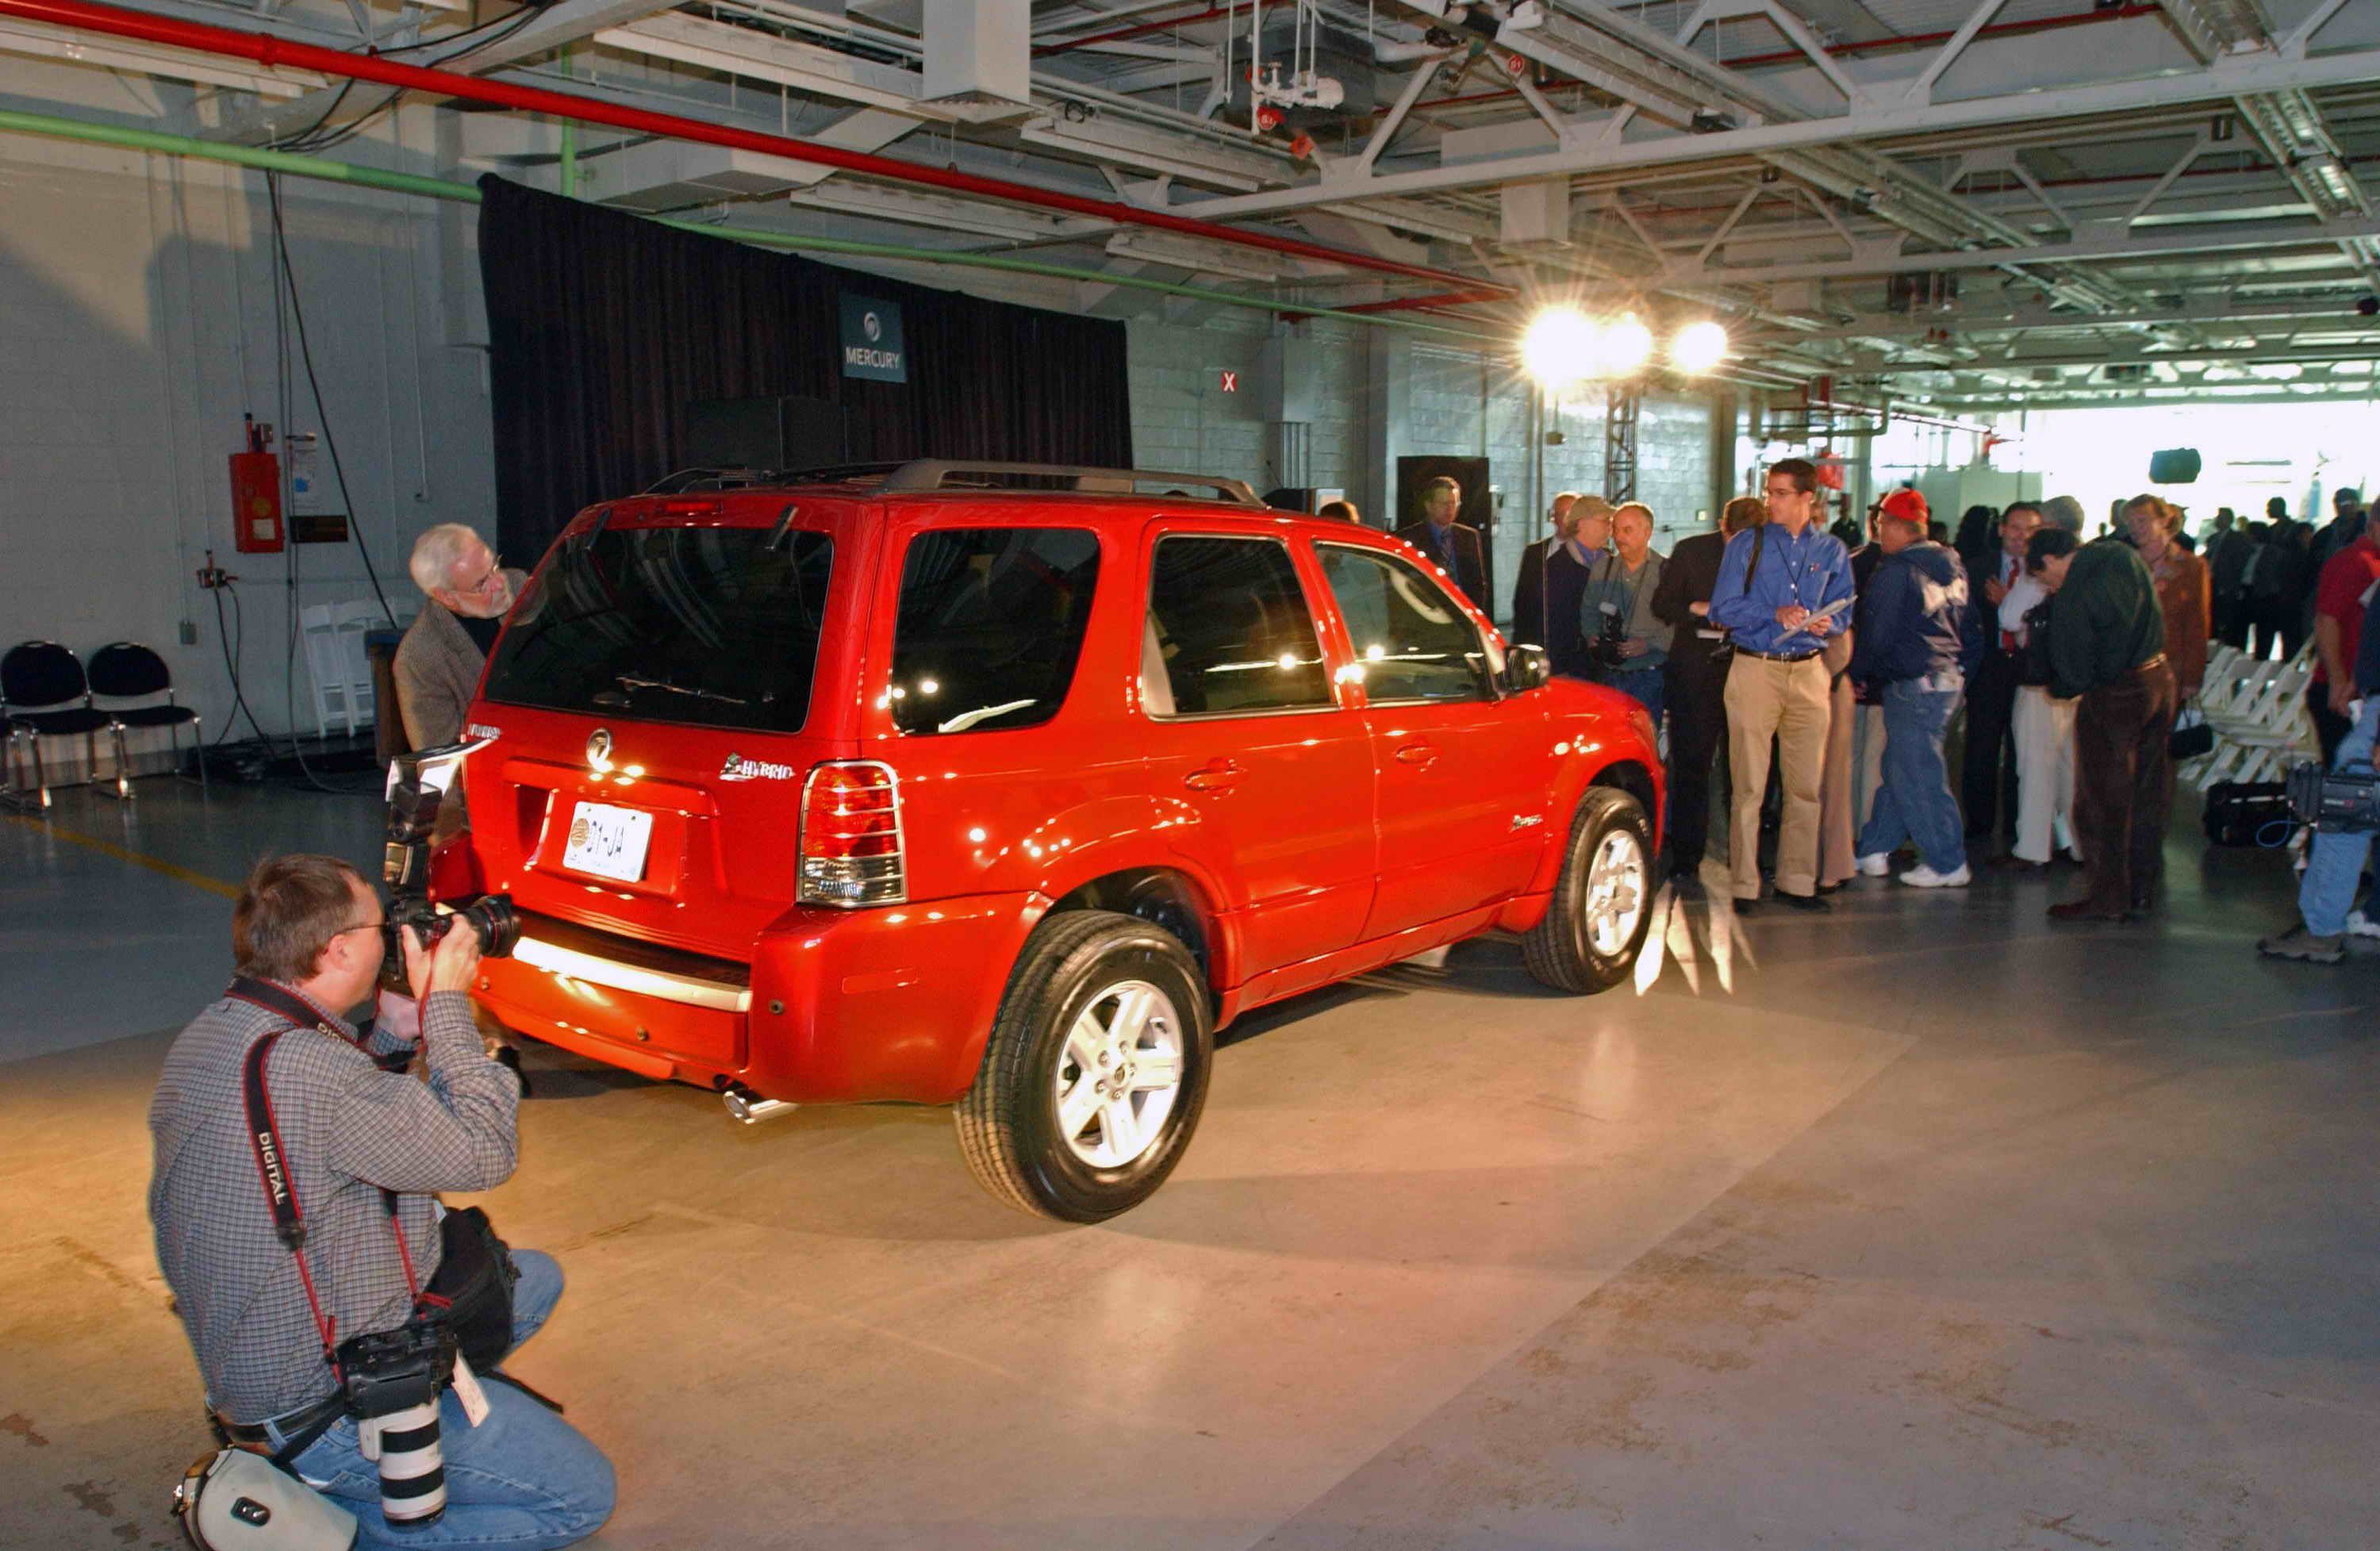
[459,895,519,960]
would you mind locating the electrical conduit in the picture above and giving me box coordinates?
[0,0,1511,298]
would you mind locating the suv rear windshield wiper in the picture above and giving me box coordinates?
[937,699,1037,734]
[615,674,750,707]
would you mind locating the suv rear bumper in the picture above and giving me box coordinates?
[474,890,1042,1104]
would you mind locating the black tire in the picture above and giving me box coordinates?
[1522,786,1656,994]
[956,910,1213,1223]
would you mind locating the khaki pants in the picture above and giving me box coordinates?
[1725,652,1832,900]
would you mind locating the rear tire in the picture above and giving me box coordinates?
[1522,787,1654,994]
[956,910,1212,1222]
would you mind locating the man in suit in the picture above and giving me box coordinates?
[395,523,527,751]
[1395,475,1488,610]
[1511,491,1578,644]
[1512,493,1610,646]
[1960,500,2041,855]
[1653,495,1764,890]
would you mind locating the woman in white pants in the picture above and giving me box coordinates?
[2000,528,2081,870]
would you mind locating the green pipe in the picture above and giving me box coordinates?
[0,106,1483,340]
[556,45,577,199]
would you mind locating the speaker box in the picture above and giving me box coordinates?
[685,396,850,473]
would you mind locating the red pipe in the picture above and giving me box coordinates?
[1035,5,1231,58]
[0,0,1510,297]
[1330,286,1513,315]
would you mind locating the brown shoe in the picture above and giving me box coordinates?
[2047,899,2128,923]
[1993,854,2046,873]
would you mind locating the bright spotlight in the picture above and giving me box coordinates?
[1598,314,1655,375]
[1671,320,1729,374]
[1522,306,1601,386]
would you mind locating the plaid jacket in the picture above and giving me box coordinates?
[148,987,519,1421]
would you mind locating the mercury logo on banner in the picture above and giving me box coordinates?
[840,294,907,383]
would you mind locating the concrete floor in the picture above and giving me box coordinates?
[2,777,2375,1550]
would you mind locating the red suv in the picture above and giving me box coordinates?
[450,462,1662,1220]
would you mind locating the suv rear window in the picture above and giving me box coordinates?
[484,524,834,734]
[889,527,1101,735]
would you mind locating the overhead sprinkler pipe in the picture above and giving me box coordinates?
[0,106,1488,342]
[0,0,1512,298]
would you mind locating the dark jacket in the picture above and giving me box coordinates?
[1542,544,1596,679]
[1394,520,1488,611]
[1512,537,1553,643]
[1653,528,1732,674]
[1850,540,1980,686]
[2047,538,2166,699]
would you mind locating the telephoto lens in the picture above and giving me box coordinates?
[360,1397,447,1528]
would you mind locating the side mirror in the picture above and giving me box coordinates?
[1503,643,1552,693]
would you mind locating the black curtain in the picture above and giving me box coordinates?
[478,176,1134,560]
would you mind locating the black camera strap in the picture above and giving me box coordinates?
[227,977,431,1383]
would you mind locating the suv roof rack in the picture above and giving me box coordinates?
[640,461,1264,505]
[876,461,1261,506]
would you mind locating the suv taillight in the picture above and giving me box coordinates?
[798,761,906,907]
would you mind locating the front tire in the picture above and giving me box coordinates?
[1522,787,1654,994]
[956,910,1212,1222]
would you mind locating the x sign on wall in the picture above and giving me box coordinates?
[1219,370,1238,393]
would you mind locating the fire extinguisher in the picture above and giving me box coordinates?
[229,413,284,554]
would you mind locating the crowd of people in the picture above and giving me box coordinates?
[1472,461,2377,935]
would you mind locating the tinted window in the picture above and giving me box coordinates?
[485,524,832,733]
[1146,537,1332,716]
[889,528,1100,735]
[1319,545,1491,703]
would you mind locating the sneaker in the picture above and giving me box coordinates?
[1901,863,1971,889]
[1855,853,1891,877]
[2345,909,2380,940]
[2258,924,2346,963]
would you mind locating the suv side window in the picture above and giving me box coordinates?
[889,527,1100,735]
[1146,536,1333,716]
[1318,544,1495,703]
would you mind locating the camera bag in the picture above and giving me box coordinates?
[425,1207,520,1373]
[2202,781,2292,847]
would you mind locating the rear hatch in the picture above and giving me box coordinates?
[459,495,866,960]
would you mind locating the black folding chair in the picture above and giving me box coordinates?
[2,642,115,811]
[88,643,207,800]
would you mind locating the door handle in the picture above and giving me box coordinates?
[1393,740,1439,767]
[1184,758,1244,793]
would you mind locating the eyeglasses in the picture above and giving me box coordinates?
[332,918,388,939]
[461,555,505,595]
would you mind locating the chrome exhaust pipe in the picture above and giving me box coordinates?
[722,1085,796,1124]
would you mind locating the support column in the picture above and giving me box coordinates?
[1364,328,1411,528]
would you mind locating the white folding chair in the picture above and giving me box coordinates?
[300,601,379,738]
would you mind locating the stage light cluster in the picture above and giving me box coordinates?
[1519,307,1730,387]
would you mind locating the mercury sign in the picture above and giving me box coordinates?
[840,295,907,383]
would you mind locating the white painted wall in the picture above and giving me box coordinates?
[1,70,495,764]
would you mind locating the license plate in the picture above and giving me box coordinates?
[562,802,653,883]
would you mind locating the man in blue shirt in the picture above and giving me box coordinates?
[1709,458,1856,911]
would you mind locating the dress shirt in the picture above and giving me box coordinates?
[1708,520,1855,657]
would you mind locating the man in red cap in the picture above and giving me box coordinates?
[1851,489,1984,887]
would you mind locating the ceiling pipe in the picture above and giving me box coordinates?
[0,0,1512,299]
[0,106,1496,340]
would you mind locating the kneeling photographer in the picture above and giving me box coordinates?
[148,850,614,1548]
[2260,577,2380,965]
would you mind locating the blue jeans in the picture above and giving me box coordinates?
[2297,696,2380,936]
[1857,678,1967,874]
[290,1250,615,1549]
[1599,665,1665,725]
